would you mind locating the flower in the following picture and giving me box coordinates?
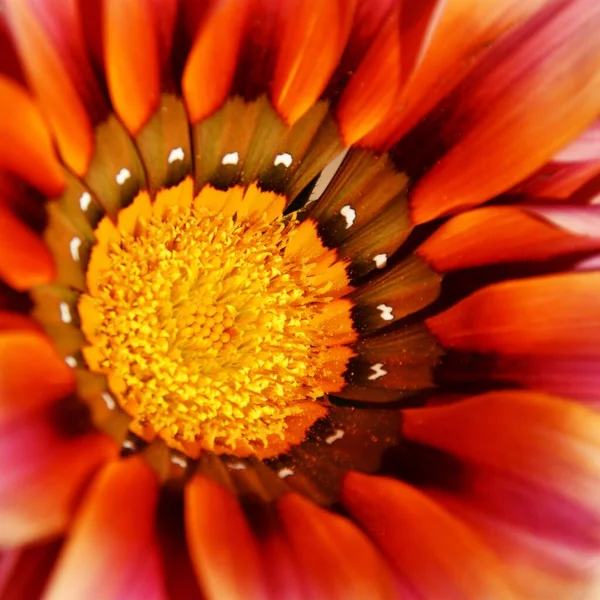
[1,0,600,598]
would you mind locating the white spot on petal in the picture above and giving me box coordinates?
[373,253,388,269]
[229,462,246,470]
[278,467,294,479]
[274,152,293,168]
[79,191,92,212]
[116,168,131,185]
[171,454,188,469]
[65,356,77,368]
[101,391,116,410]
[59,302,72,324]
[69,237,82,262]
[325,429,345,445]
[340,204,356,229]
[377,303,394,321]
[168,147,185,164]
[221,152,239,166]
[368,363,387,381]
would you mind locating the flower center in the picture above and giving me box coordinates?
[78,179,354,457]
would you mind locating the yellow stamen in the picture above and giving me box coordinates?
[80,179,355,457]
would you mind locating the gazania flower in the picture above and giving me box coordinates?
[2,0,600,597]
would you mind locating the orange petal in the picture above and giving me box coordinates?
[104,0,161,134]
[0,409,114,546]
[185,476,268,600]
[363,0,551,150]
[0,204,55,290]
[277,492,397,600]
[402,390,600,516]
[418,205,600,272]
[0,77,64,196]
[0,329,74,425]
[182,0,250,124]
[410,1,600,222]
[337,3,401,145]
[272,0,355,125]
[5,0,93,176]
[342,471,514,599]
[427,272,600,358]
[15,0,108,123]
[43,457,166,600]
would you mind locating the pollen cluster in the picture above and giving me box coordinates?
[79,184,352,456]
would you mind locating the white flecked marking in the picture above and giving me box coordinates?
[377,303,394,321]
[278,467,294,479]
[69,237,82,261]
[101,391,116,410]
[368,363,387,381]
[171,454,188,469]
[79,191,92,212]
[229,462,246,470]
[168,147,185,164]
[373,253,388,269]
[325,429,345,445]
[116,168,131,185]
[340,204,356,229]
[59,302,72,324]
[121,439,137,453]
[65,356,77,368]
[274,152,293,168]
[221,152,239,166]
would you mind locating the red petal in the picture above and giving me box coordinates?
[0,541,62,600]
[427,272,600,358]
[272,0,355,125]
[104,0,161,134]
[433,491,600,600]
[277,492,397,600]
[0,328,74,425]
[43,457,166,600]
[342,471,513,598]
[336,3,401,145]
[6,0,94,176]
[0,409,114,546]
[185,476,268,600]
[363,0,550,150]
[402,390,600,512]
[410,0,600,222]
[0,77,64,196]
[182,0,250,124]
[418,205,600,272]
[0,204,55,290]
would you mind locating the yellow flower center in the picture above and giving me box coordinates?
[79,179,355,457]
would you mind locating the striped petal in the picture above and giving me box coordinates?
[5,0,94,176]
[342,471,514,599]
[409,0,600,222]
[182,0,250,124]
[277,492,397,600]
[0,407,114,546]
[0,326,74,425]
[43,457,166,600]
[185,476,268,600]
[363,0,550,150]
[418,205,600,272]
[104,0,161,134]
[427,272,600,358]
[272,0,355,125]
[0,77,64,196]
[0,203,55,290]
